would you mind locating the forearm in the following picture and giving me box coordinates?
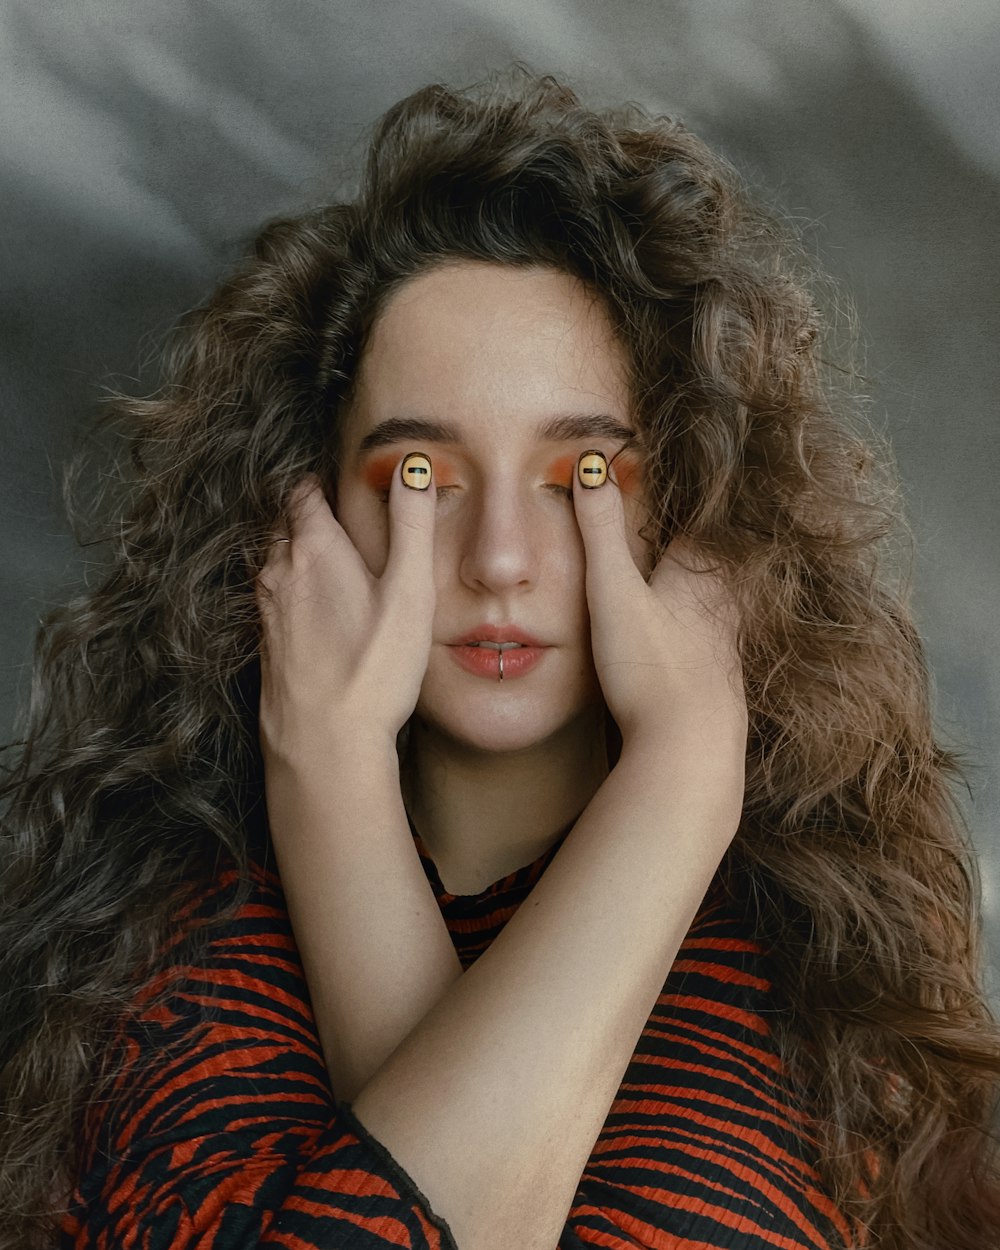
[264,734,463,1102]
[350,728,745,1250]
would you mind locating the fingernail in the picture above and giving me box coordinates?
[577,449,607,489]
[401,452,433,490]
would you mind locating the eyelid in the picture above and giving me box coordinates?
[369,440,638,501]
[374,482,574,502]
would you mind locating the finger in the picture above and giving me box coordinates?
[257,525,296,599]
[257,475,321,589]
[284,474,333,544]
[571,450,647,596]
[381,451,437,601]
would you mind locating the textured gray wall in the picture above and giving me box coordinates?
[2,0,997,980]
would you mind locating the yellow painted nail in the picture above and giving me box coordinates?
[577,449,607,489]
[400,452,433,490]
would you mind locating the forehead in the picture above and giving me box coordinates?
[346,261,633,443]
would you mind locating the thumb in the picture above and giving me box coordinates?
[571,449,647,599]
[381,450,437,605]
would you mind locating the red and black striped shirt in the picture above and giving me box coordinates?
[61,819,859,1249]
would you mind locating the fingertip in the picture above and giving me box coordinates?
[576,449,610,492]
[388,452,437,544]
[383,452,436,591]
[573,450,626,526]
[397,451,435,496]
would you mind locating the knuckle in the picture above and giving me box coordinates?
[396,513,427,535]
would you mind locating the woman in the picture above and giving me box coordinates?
[2,68,998,1250]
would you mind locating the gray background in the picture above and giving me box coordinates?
[2,0,997,981]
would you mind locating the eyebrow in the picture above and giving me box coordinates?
[356,413,636,454]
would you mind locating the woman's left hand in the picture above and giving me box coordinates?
[571,451,747,752]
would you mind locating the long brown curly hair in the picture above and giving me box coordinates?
[2,67,998,1249]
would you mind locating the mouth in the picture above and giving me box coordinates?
[448,638,548,681]
[449,624,547,648]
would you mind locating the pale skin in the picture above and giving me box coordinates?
[334,261,659,892]
[256,262,748,1249]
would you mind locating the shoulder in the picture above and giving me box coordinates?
[80,854,329,1167]
[65,855,460,1250]
[134,854,303,1015]
[667,881,785,1031]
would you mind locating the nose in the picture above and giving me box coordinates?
[455,473,553,595]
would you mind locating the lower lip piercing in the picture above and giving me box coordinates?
[452,641,545,681]
[467,640,521,681]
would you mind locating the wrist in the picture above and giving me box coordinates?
[261,727,410,860]
[612,744,746,852]
[261,720,401,776]
[621,698,748,761]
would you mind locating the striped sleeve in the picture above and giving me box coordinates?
[62,851,861,1249]
[559,909,860,1250]
[60,866,458,1250]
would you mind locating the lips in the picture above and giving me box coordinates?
[448,624,547,647]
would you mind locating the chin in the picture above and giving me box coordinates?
[413,698,579,756]
[406,646,604,753]
[414,679,605,758]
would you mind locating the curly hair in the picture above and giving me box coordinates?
[2,67,999,1249]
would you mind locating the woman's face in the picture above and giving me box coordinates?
[334,260,651,753]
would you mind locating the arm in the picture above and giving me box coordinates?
[276,709,744,1250]
[262,732,462,1103]
[258,463,747,1249]
[256,466,463,1103]
[64,861,460,1250]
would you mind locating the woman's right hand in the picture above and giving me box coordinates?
[255,457,437,763]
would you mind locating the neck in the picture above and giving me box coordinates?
[400,705,613,896]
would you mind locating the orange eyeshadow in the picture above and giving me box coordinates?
[610,453,642,496]
[548,454,577,490]
[360,450,642,495]
[559,451,643,494]
[362,453,458,493]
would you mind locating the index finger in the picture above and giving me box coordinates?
[258,474,353,591]
[283,474,332,542]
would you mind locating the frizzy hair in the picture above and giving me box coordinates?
[2,66,999,1248]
